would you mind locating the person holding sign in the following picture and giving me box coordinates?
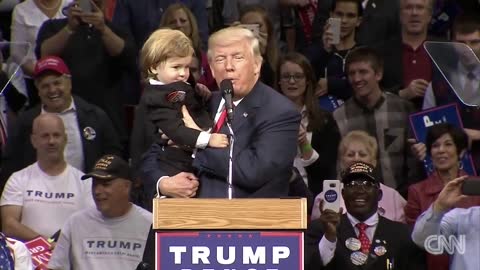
[405,123,480,270]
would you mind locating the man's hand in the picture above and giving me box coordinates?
[433,176,468,213]
[181,105,201,130]
[80,0,107,33]
[408,138,427,161]
[208,133,229,148]
[400,79,429,99]
[195,83,212,103]
[315,78,328,97]
[319,200,343,242]
[158,172,199,198]
[66,2,83,31]
[322,22,335,53]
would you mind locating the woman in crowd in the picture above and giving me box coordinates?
[159,3,216,91]
[311,130,407,222]
[405,123,480,270]
[277,52,340,198]
[240,5,279,88]
[10,0,72,107]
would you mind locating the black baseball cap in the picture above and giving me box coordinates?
[81,154,132,181]
[341,162,377,183]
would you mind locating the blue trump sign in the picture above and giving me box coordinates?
[156,231,303,270]
[409,103,476,175]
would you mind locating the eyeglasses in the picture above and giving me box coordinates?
[344,180,378,191]
[280,73,305,82]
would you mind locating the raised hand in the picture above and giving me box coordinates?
[408,138,427,161]
[401,79,430,99]
[434,176,468,213]
[319,199,343,242]
[80,0,106,33]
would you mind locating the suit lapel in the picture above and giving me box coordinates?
[232,82,263,132]
[209,92,222,118]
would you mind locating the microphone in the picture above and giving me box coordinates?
[220,79,234,123]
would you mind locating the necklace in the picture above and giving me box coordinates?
[36,0,62,11]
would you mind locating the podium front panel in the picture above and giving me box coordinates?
[155,231,304,270]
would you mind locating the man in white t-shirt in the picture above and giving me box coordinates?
[48,154,152,270]
[0,113,94,241]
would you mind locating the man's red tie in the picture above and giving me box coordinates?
[213,109,227,133]
[355,223,371,253]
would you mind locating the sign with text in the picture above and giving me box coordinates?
[25,236,52,270]
[319,95,344,112]
[156,231,303,270]
[409,103,476,175]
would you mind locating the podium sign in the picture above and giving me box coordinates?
[156,231,303,269]
[153,198,307,270]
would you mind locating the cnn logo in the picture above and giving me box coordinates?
[424,235,466,255]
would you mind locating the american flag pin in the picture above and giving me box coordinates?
[243,112,248,117]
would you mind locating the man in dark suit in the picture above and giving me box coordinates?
[140,26,301,199]
[0,56,124,191]
[305,161,425,270]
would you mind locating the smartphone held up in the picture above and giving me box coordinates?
[462,177,480,196]
[323,180,342,212]
[327,17,341,45]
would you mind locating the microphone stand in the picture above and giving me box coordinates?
[226,122,235,199]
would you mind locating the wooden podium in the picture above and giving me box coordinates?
[153,198,308,270]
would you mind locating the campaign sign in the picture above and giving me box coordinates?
[409,103,476,175]
[156,231,303,270]
[319,95,344,112]
[25,236,52,270]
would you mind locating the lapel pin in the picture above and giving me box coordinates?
[243,112,248,118]
[83,127,96,140]
[345,237,361,251]
[372,3,376,8]
[350,251,368,265]
[374,246,387,256]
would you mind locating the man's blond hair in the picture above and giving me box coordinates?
[207,27,262,64]
[140,29,194,79]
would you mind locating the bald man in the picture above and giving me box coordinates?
[0,114,94,241]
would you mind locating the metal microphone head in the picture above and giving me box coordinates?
[220,79,234,122]
[220,79,234,97]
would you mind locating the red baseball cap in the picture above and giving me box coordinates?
[34,56,71,78]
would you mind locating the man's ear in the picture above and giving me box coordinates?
[356,16,362,28]
[253,56,262,76]
[375,70,383,82]
[377,187,383,202]
[30,134,36,149]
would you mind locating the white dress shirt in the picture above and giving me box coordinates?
[42,98,84,171]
